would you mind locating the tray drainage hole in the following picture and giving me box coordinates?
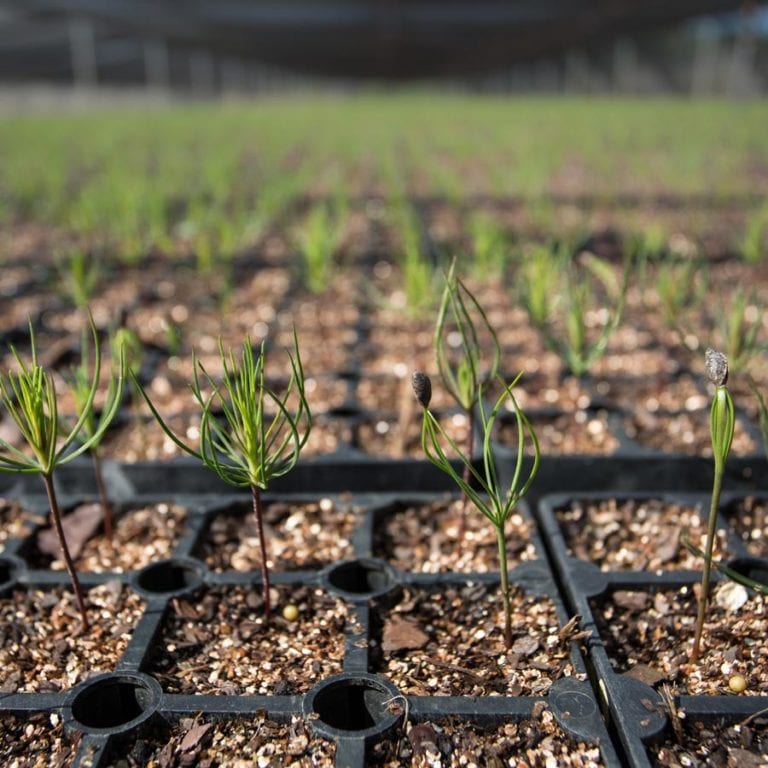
[728,556,768,585]
[324,558,394,598]
[313,678,393,732]
[69,674,161,734]
[134,559,203,596]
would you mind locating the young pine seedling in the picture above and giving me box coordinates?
[690,349,735,662]
[713,288,764,375]
[134,332,311,618]
[467,212,508,281]
[0,317,124,629]
[298,203,344,294]
[56,248,100,309]
[434,259,500,527]
[412,370,540,648]
[395,203,438,320]
[519,243,629,377]
[64,326,126,540]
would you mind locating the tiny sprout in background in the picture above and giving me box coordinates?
[518,242,629,378]
[691,348,735,662]
[133,331,311,618]
[57,248,100,309]
[413,370,539,648]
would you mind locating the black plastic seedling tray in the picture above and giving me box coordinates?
[0,467,622,768]
[537,491,768,767]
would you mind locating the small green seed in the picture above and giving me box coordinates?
[728,674,747,694]
[282,604,299,622]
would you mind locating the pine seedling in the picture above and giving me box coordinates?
[413,371,540,648]
[691,349,735,662]
[57,249,100,309]
[434,259,500,527]
[133,332,311,618]
[64,326,126,540]
[0,316,124,629]
[468,212,508,280]
[653,258,707,350]
[520,244,630,377]
[298,203,343,294]
[714,288,764,374]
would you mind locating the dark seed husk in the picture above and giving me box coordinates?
[411,371,432,408]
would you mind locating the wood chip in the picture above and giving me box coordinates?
[37,503,103,559]
[511,635,540,657]
[408,723,439,756]
[612,590,650,611]
[382,616,429,652]
[655,526,681,564]
[179,722,213,752]
[624,664,667,687]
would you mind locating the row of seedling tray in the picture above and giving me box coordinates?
[0,461,767,766]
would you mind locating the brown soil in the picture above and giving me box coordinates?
[589,346,676,379]
[724,496,768,559]
[147,585,347,695]
[496,410,619,456]
[356,375,456,412]
[100,414,200,462]
[555,498,731,572]
[649,714,767,768]
[301,414,348,456]
[374,584,577,697]
[0,583,144,693]
[625,410,758,456]
[0,712,82,768]
[362,322,437,378]
[374,496,535,573]
[355,410,469,459]
[592,373,702,413]
[593,584,768,696]
[109,712,336,768]
[369,705,604,767]
[488,373,593,412]
[0,498,36,549]
[196,498,357,572]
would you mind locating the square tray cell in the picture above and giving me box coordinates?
[623,409,758,457]
[372,582,577,698]
[146,585,347,696]
[110,712,336,767]
[0,584,144,693]
[590,583,768,697]
[354,411,470,459]
[373,497,536,573]
[24,502,187,573]
[553,497,731,572]
[495,409,620,457]
[368,707,606,767]
[196,498,357,572]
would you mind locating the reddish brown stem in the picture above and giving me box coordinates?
[251,484,271,618]
[42,472,89,630]
[91,449,113,541]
